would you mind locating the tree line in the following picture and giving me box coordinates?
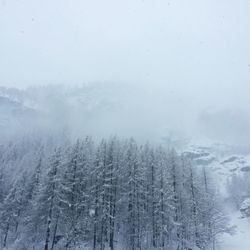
[0,136,227,250]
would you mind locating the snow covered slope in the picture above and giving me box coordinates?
[0,84,124,139]
[184,143,250,249]
[0,89,40,139]
[1,84,250,249]
[220,212,250,250]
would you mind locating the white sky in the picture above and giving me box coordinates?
[0,0,250,110]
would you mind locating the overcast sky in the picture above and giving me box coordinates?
[1,0,250,110]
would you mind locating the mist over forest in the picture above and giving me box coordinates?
[1,0,250,249]
[1,83,250,147]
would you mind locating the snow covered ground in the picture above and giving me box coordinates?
[220,212,250,250]
[185,144,250,250]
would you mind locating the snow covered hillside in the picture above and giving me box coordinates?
[0,84,250,249]
[0,84,125,139]
[220,212,250,250]
[0,84,159,140]
[184,143,250,249]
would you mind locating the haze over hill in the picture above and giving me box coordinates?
[1,83,250,147]
[1,1,250,145]
[1,1,250,249]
